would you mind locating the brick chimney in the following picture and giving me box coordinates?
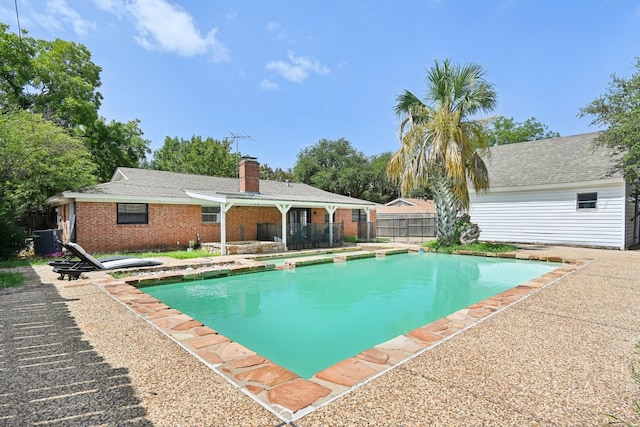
[239,156,260,193]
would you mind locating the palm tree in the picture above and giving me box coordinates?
[387,59,497,244]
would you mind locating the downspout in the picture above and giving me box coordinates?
[621,185,630,250]
[634,192,640,246]
[69,200,76,242]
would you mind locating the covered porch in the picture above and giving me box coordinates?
[186,190,370,255]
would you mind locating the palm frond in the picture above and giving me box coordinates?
[388,57,496,215]
[394,90,423,117]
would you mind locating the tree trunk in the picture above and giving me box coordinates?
[431,174,461,245]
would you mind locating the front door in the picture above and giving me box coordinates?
[288,208,311,248]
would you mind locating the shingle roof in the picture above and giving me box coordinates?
[378,198,436,214]
[479,132,623,189]
[68,167,375,206]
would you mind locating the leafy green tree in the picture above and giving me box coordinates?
[0,109,97,257]
[31,38,102,130]
[0,24,102,130]
[484,116,560,145]
[86,118,151,181]
[362,152,399,203]
[0,110,96,214]
[405,185,433,200]
[293,138,373,199]
[387,59,497,244]
[260,164,295,182]
[0,24,149,182]
[151,136,240,177]
[580,58,640,185]
[0,26,35,111]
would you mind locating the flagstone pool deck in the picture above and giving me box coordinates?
[2,244,639,426]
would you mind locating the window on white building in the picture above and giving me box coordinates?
[577,192,597,210]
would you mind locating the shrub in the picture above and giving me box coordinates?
[0,213,27,260]
[424,240,516,254]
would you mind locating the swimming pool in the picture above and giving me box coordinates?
[143,253,556,379]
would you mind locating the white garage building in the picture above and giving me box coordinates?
[469,132,639,250]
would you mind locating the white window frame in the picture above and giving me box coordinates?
[202,206,221,223]
[577,192,598,210]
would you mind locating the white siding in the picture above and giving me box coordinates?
[469,182,626,249]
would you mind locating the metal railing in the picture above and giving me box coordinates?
[356,222,377,242]
[257,223,344,249]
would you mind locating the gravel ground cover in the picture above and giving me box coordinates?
[1,245,639,426]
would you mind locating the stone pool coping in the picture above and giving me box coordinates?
[90,248,592,423]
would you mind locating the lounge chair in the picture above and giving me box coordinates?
[53,241,162,280]
[47,241,128,268]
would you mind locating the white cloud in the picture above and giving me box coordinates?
[260,79,279,90]
[126,0,230,61]
[92,0,127,16]
[265,51,329,83]
[266,21,295,43]
[32,0,96,37]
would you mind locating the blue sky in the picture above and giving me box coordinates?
[2,1,640,170]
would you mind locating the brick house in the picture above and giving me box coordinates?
[47,158,377,254]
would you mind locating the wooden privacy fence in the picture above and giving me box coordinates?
[376,214,436,242]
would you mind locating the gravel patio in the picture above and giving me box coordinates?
[1,245,638,426]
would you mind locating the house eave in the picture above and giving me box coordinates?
[471,177,625,195]
[55,192,196,205]
[46,194,72,206]
[188,191,375,209]
[53,190,377,210]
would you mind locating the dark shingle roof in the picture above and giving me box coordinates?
[480,132,622,189]
[70,167,375,206]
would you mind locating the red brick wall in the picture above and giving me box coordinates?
[76,202,219,252]
[310,207,376,237]
[225,206,281,241]
[335,208,376,237]
[75,202,283,252]
[73,202,375,252]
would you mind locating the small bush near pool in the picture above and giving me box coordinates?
[425,241,517,254]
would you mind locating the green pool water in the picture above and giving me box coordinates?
[144,253,556,378]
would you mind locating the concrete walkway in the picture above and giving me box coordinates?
[1,246,639,426]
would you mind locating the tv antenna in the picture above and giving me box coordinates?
[224,131,252,189]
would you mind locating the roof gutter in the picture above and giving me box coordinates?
[471,177,625,195]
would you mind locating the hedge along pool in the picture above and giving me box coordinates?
[143,253,557,379]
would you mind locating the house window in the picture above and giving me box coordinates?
[202,206,221,223]
[352,209,367,222]
[577,192,597,210]
[289,208,311,225]
[117,203,148,224]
